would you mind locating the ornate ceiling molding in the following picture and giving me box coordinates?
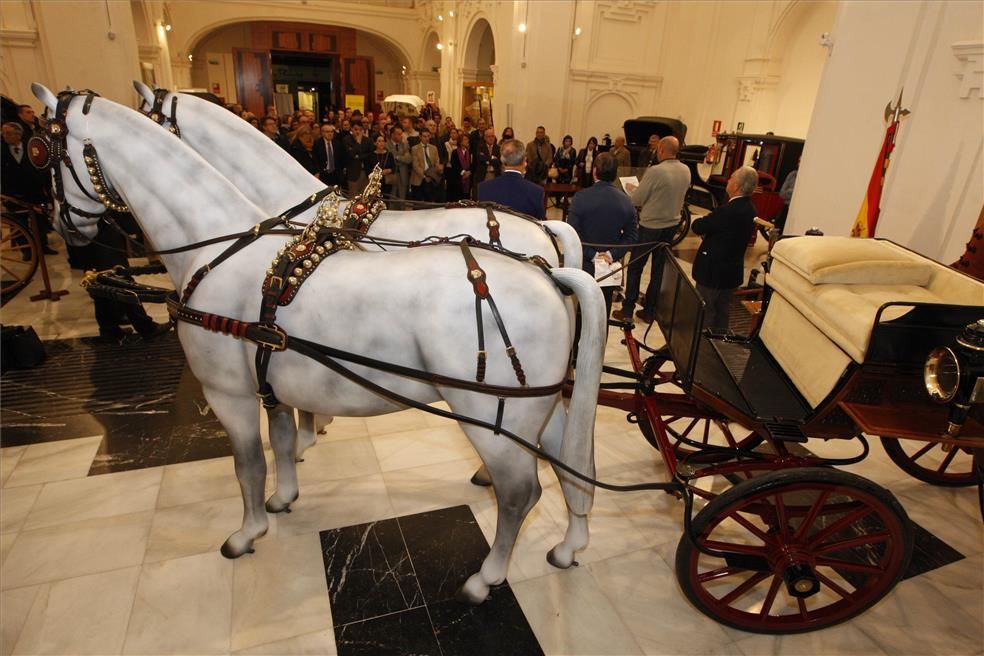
[952,41,983,99]
[598,0,654,24]
[0,29,39,48]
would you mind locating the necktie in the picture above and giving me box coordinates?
[423,145,430,168]
[12,145,21,162]
[326,141,333,171]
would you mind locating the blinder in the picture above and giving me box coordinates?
[139,87,181,137]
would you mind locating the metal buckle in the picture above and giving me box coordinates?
[267,275,283,291]
[254,324,288,351]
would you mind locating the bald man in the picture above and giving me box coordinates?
[618,136,691,323]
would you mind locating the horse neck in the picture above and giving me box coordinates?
[89,104,267,283]
[180,95,323,215]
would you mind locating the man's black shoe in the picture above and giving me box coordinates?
[138,321,172,340]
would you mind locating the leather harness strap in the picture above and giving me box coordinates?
[460,240,528,387]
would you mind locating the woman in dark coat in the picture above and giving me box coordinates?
[554,135,577,184]
[289,126,320,177]
[575,136,599,188]
[446,133,473,202]
[368,134,396,196]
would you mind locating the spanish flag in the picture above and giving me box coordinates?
[851,91,906,238]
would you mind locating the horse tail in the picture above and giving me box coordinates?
[548,267,605,515]
[543,220,583,270]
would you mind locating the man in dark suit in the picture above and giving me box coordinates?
[261,116,290,151]
[472,128,501,189]
[313,123,343,187]
[567,152,638,321]
[636,134,660,167]
[2,121,56,255]
[477,139,545,219]
[691,166,758,331]
[342,122,371,195]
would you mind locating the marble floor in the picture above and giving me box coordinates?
[1,230,982,656]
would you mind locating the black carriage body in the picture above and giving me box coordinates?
[649,243,984,447]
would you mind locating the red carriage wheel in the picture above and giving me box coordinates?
[880,437,977,487]
[662,415,763,457]
[675,468,912,634]
[1,215,39,302]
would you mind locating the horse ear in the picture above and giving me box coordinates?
[32,83,57,112]
[133,80,155,107]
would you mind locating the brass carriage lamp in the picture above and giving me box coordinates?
[924,319,984,437]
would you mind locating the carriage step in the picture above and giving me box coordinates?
[762,421,809,443]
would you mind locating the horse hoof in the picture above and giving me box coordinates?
[454,586,490,606]
[470,469,493,487]
[220,539,253,559]
[546,545,576,569]
[265,492,298,513]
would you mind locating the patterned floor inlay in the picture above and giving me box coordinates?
[322,505,543,656]
[1,334,228,473]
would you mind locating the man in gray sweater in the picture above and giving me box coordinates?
[616,136,691,323]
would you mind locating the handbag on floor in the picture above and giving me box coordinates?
[1,325,47,372]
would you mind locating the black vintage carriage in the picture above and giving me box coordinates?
[595,235,983,633]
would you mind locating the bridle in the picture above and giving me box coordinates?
[27,88,130,241]
[138,87,181,137]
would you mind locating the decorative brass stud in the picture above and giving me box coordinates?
[302,259,312,269]
[294,267,303,276]
[287,276,298,285]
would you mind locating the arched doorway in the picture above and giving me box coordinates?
[188,21,410,119]
[460,18,495,125]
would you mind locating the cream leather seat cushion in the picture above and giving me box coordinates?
[772,236,934,286]
[768,237,983,364]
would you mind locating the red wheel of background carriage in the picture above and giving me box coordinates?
[1,215,39,302]
[879,437,977,487]
[675,468,912,634]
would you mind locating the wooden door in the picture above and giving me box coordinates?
[233,48,272,117]
[342,56,374,113]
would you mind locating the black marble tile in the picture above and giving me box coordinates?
[324,506,543,656]
[429,586,544,656]
[398,505,492,605]
[322,519,424,627]
[901,522,964,580]
[165,419,230,465]
[334,606,441,656]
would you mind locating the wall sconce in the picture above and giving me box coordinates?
[436,42,443,50]
[437,15,443,21]
[164,23,172,31]
[574,26,582,37]
[449,10,454,17]
[518,23,527,33]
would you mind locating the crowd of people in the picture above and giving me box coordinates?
[236,102,670,206]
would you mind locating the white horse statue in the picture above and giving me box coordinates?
[34,83,605,603]
[131,82,581,269]
[132,82,582,480]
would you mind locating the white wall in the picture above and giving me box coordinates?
[789,0,983,263]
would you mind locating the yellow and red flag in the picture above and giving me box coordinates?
[851,90,908,238]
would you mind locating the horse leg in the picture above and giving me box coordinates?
[540,401,590,569]
[454,421,542,605]
[205,390,269,558]
[266,404,300,513]
[295,410,318,461]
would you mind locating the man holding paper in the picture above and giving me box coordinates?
[567,152,638,324]
[617,136,690,324]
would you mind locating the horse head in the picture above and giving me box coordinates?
[31,83,114,245]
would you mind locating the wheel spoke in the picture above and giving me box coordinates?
[814,557,885,574]
[814,531,890,554]
[806,504,873,548]
[718,571,770,606]
[701,420,711,445]
[908,442,936,463]
[774,493,790,541]
[697,566,744,583]
[815,570,856,600]
[759,575,783,617]
[702,539,768,556]
[936,448,959,475]
[1,264,22,279]
[797,596,808,620]
[728,511,776,546]
[793,489,831,541]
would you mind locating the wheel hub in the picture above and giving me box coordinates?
[782,562,821,598]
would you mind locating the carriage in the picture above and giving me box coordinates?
[32,83,984,637]
[592,235,983,632]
